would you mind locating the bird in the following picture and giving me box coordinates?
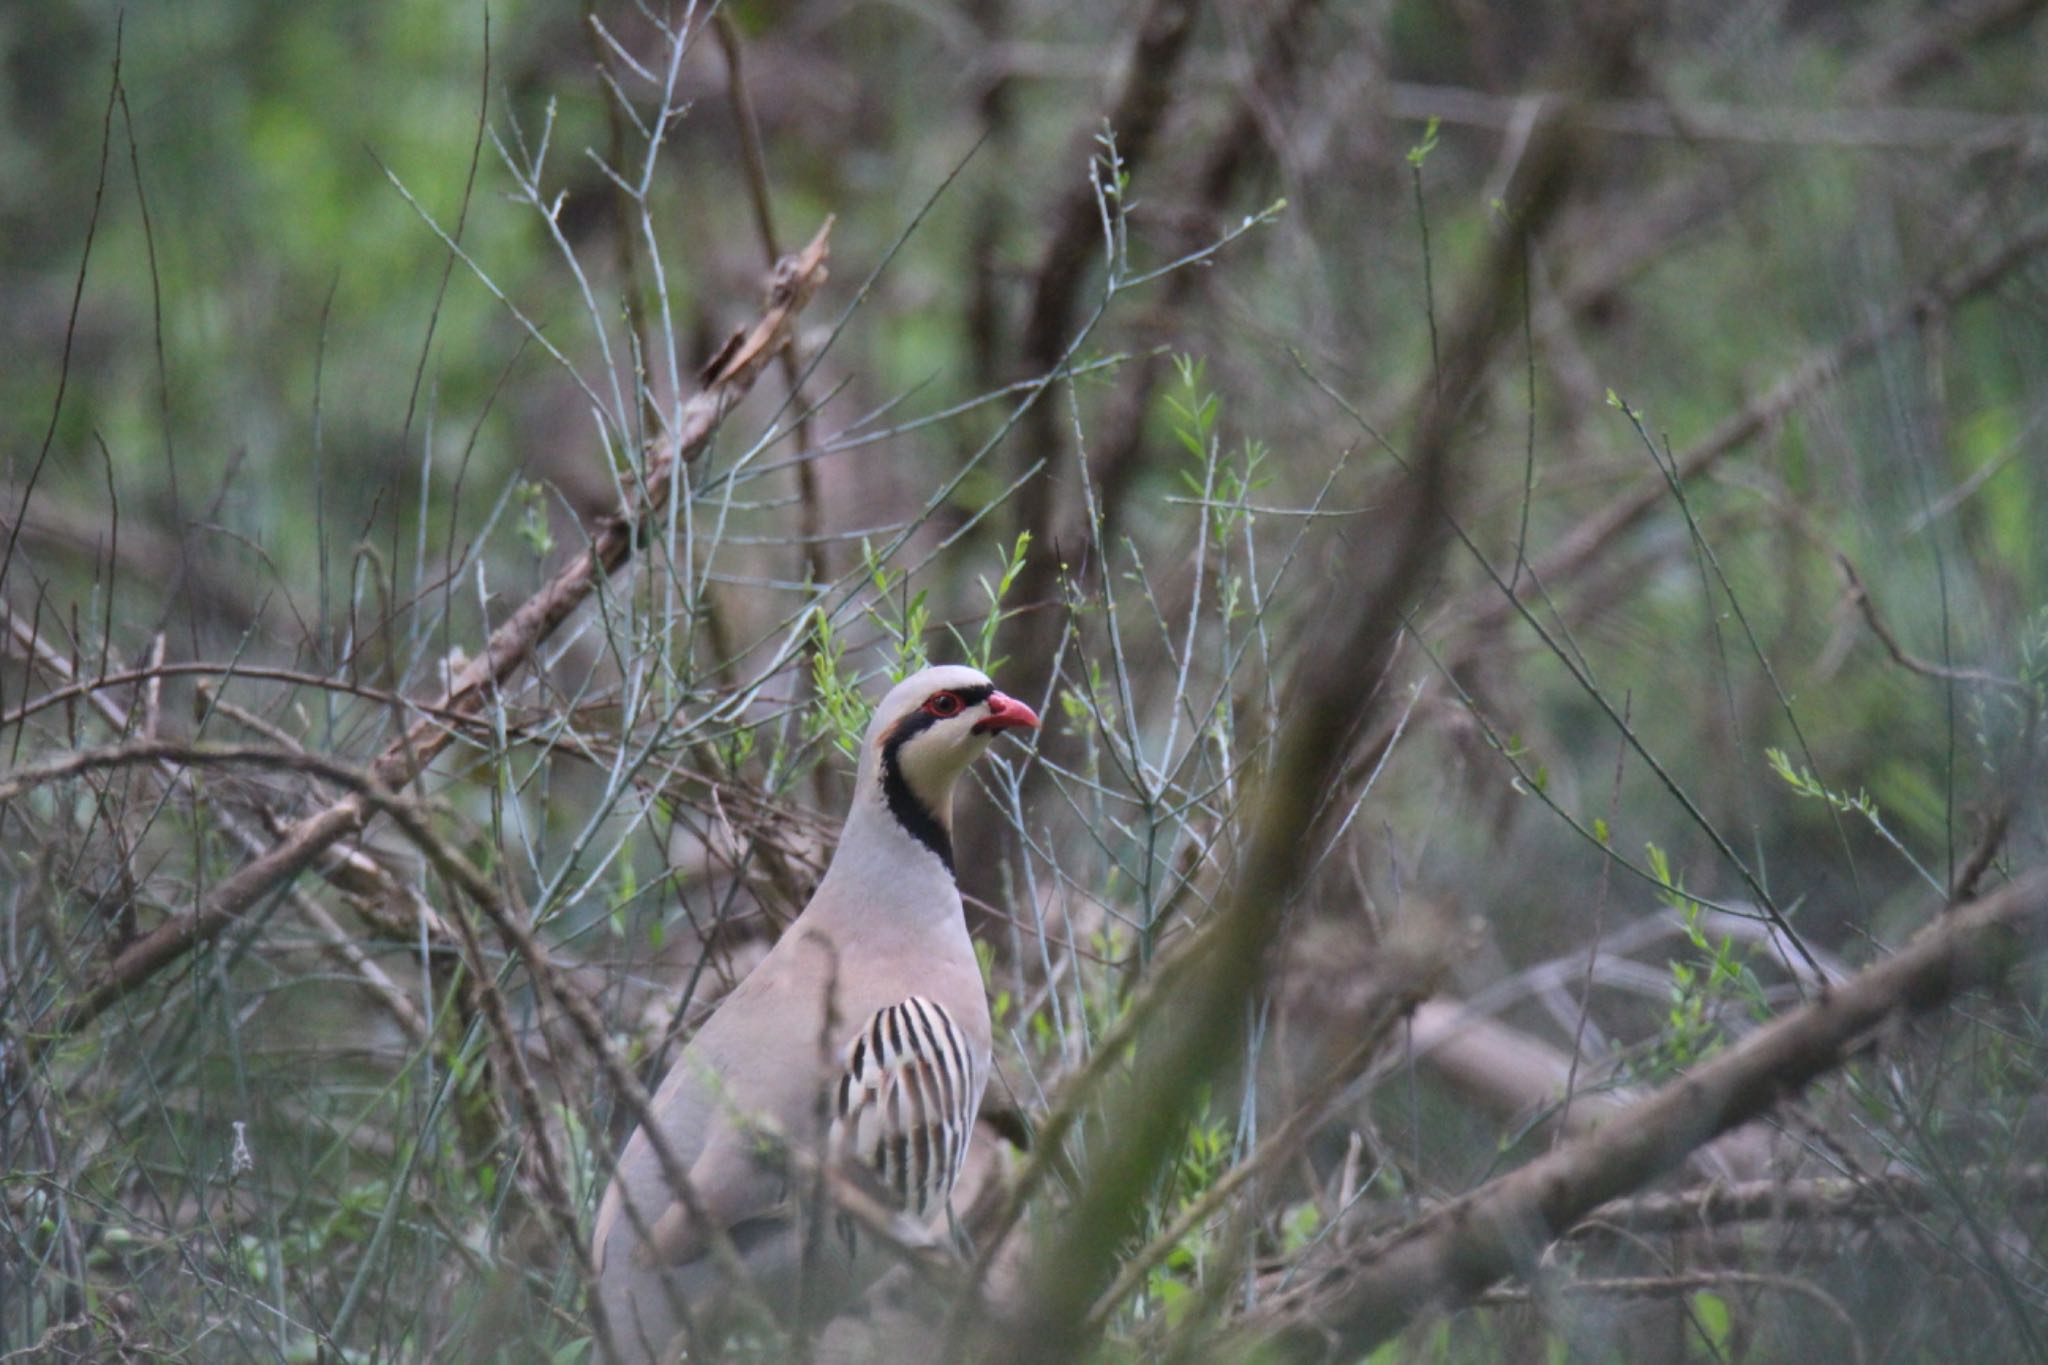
[591,664,1038,1361]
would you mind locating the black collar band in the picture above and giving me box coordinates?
[879,713,954,875]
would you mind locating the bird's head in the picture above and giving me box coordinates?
[857,664,1038,870]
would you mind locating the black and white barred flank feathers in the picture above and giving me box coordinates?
[831,996,979,1220]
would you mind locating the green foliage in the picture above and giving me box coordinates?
[515,481,556,559]
[860,540,933,681]
[1165,355,1221,463]
[1643,841,1766,1076]
[1690,1291,1733,1354]
[1767,745,1943,892]
[1405,114,1442,169]
[605,857,638,942]
[1765,745,1881,821]
[1503,731,1550,797]
[1168,354,1273,555]
[809,609,868,757]
[955,531,1034,674]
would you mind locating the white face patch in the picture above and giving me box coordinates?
[867,672,1009,871]
[887,711,990,809]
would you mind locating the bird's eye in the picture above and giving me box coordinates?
[925,692,963,719]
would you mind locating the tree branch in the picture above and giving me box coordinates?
[1571,1164,2048,1241]
[28,221,833,1052]
[1457,210,2048,640]
[1236,866,2048,1359]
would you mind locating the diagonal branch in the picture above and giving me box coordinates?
[1458,210,2048,639]
[31,221,833,1052]
[1236,866,2048,1359]
[1571,1163,2048,1241]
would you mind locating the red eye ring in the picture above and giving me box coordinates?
[925,692,963,719]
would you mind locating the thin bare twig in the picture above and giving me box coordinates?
[996,0,1203,708]
[976,108,1581,1365]
[1835,552,2034,696]
[1480,1271,1868,1365]
[26,223,833,1052]
[1458,211,2048,641]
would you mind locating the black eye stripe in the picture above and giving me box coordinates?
[923,683,992,719]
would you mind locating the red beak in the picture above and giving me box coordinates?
[973,690,1040,735]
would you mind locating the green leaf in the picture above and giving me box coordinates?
[1405,115,1441,168]
[1691,1290,1732,1351]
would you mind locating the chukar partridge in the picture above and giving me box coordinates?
[592,664,1037,1360]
